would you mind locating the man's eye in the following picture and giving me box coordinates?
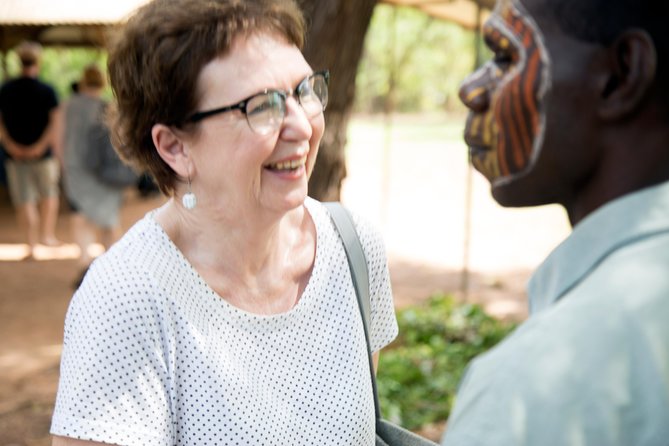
[494,51,513,68]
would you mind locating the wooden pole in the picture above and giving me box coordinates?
[460,1,484,302]
[381,6,398,229]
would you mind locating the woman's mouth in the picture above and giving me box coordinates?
[264,155,308,172]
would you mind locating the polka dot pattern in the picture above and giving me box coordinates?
[51,197,398,445]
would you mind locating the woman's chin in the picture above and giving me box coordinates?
[264,187,309,214]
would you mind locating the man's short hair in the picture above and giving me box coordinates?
[545,0,668,106]
[15,41,42,68]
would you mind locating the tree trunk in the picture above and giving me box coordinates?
[299,0,379,201]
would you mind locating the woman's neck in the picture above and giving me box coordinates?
[154,198,316,313]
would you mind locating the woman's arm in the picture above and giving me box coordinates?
[52,436,115,446]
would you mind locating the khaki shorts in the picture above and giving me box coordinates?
[4,157,60,206]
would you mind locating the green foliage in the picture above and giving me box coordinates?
[356,5,489,114]
[2,47,108,102]
[377,294,516,430]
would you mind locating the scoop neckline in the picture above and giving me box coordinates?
[146,199,322,324]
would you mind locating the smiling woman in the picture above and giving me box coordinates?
[48,0,399,445]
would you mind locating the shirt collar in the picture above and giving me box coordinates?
[527,180,669,313]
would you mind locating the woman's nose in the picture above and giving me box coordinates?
[459,69,491,113]
[281,96,313,139]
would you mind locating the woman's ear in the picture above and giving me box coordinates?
[598,29,657,120]
[152,124,191,178]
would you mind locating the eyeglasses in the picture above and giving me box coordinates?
[186,70,329,135]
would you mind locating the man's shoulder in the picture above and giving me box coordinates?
[0,76,57,103]
[0,77,22,89]
[33,78,58,104]
[446,293,669,444]
[0,78,20,101]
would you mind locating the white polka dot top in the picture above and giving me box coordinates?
[51,197,398,445]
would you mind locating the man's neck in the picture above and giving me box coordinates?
[21,65,39,78]
[566,117,669,226]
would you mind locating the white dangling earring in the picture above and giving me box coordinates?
[182,175,197,210]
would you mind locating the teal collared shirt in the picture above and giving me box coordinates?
[442,181,669,446]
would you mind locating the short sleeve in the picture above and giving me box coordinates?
[44,84,58,110]
[350,211,399,353]
[50,256,174,446]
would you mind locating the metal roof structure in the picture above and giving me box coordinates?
[0,0,149,25]
[0,0,150,50]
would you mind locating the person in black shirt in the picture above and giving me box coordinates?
[0,41,61,259]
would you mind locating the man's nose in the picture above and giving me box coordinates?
[459,70,490,113]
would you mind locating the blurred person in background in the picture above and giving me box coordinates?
[442,0,669,444]
[61,65,128,287]
[50,0,398,444]
[0,40,61,259]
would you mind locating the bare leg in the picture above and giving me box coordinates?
[16,203,39,258]
[70,213,96,267]
[39,195,61,246]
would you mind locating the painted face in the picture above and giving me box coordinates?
[459,0,551,185]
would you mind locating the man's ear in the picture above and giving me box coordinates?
[151,123,191,178]
[598,29,657,120]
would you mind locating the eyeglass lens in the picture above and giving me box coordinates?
[245,72,329,135]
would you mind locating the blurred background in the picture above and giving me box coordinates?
[0,1,570,443]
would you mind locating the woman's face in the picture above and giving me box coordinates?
[185,32,325,216]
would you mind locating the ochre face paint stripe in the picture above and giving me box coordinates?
[483,110,494,145]
[496,108,510,176]
[523,51,541,128]
[492,81,510,175]
[511,71,532,163]
[515,41,539,159]
[506,4,546,164]
[522,28,532,47]
[495,12,530,170]
[513,45,539,167]
[500,75,527,171]
[504,81,526,170]
[517,28,543,157]
[523,51,542,154]
[470,114,482,137]
[512,16,524,34]
[465,86,487,104]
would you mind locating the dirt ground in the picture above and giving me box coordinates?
[0,188,532,445]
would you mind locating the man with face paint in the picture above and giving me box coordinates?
[442,0,669,444]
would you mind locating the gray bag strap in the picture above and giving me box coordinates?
[324,201,382,419]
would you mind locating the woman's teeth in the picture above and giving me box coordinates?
[267,156,307,171]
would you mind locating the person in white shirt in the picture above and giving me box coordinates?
[50,1,398,444]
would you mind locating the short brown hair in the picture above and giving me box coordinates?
[107,0,306,195]
[80,64,106,89]
[16,41,42,68]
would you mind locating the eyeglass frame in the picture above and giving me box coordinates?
[185,70,330,130]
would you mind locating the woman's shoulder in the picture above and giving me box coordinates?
[79,213,169,295]
[305,197,386,258]
[108,211,164,252]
